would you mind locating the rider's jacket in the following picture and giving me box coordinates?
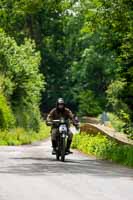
[47,107,74,123]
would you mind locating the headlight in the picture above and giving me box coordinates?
[59,125,67,133]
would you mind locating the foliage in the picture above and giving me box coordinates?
[91,0,133,131]
[0,122,50,146]
[69,0,133,132]
[78,90,102,116]
[72,133,133,167]
[0,29,44,131]
[108,113,126,132]
[0,91,15,129]
[0,0,132,138]
[0,0,75,110]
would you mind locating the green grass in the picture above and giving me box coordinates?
[0,122,50,146]
[72,133,133,167]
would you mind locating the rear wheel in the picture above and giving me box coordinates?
[61,137,66,162]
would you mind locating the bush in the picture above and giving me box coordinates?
[0,122,50,146]
[108,113,126,132]
[0,92,15,130]
[108,113,133,138]
[72,133,133,167]
[14,106,41,132]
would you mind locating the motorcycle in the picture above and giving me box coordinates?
[51,118,69,162]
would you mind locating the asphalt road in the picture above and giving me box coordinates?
[0,139,133,200]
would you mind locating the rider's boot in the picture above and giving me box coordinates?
[66,139,73,154]
[52,140,57,155]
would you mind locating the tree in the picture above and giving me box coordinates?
[0,0,77,110]
[91,0,133,132]
[0,29,44,130]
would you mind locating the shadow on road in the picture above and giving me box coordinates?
[0,156,133,178]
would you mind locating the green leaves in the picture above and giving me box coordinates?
[0,30,45,130]
[0,91,15,129]
[78,90,102,116]
[107,79,127,107]
[72,133,133,167]
[0,122,50,145]
[0,0,132,135]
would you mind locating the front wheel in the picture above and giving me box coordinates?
[61,137,66,162]
[56,140,60,161]
[56,154,60,161]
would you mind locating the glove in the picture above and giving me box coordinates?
[46,121,53,126]
[75,123,80,130]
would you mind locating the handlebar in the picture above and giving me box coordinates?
[46,119,69,126]
[52,120,61,123]
[47,119,80,128]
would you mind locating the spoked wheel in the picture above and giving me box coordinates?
[61,137,66,162]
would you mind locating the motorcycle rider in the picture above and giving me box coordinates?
[46,98,79,155]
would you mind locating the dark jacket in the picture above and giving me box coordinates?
[47,107,74,122]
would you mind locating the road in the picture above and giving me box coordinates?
[0,139,133,200]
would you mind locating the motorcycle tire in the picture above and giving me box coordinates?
[61,137,66,162]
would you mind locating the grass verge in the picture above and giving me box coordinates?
[0,122,50,146]
[72,133,133,167]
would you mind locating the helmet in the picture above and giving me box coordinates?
[57,98,65,105]
[56,98,65,110]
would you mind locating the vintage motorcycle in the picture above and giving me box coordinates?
[51,118,69,162]
[47,116,80,162]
